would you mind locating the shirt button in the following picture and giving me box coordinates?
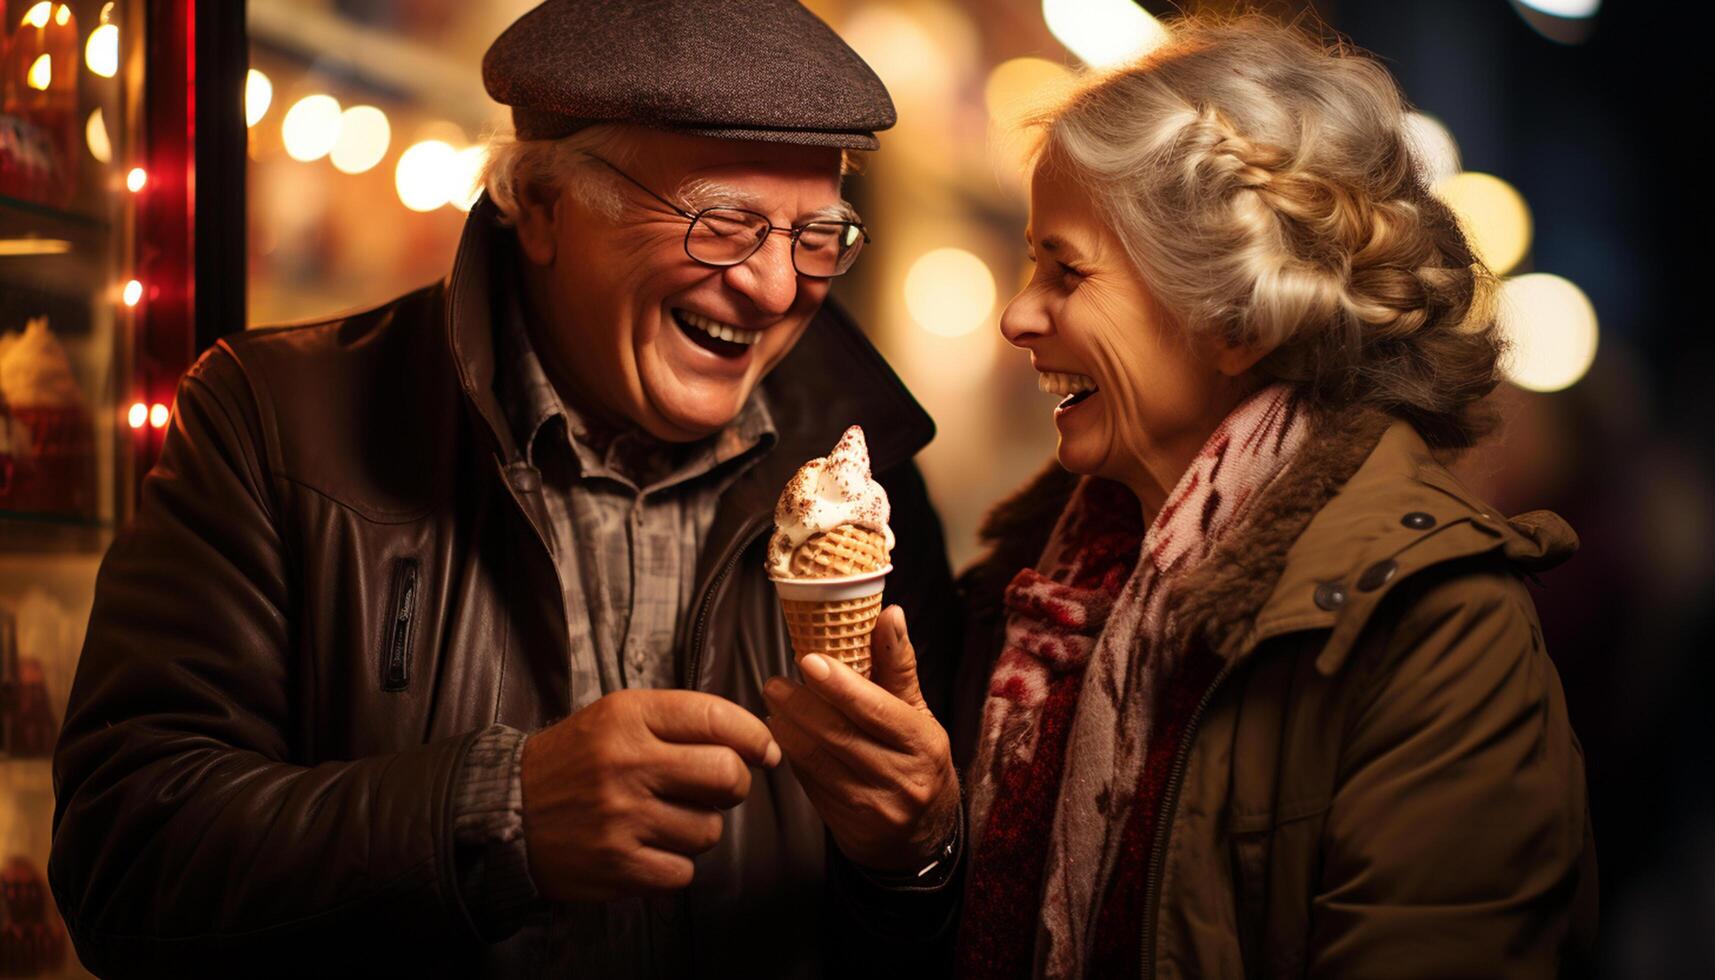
[1401,511,1436,530]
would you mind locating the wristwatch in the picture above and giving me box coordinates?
[863,800,962,889]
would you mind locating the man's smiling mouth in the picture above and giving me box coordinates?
[672,308,761,358]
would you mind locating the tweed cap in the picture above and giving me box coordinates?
[483,0,896,150]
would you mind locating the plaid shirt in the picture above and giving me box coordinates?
[493,287,777,707]
[450,275,776,968]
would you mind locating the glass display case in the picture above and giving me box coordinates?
[0,0,237,972]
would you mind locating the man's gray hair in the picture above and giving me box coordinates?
[480,123,641,225]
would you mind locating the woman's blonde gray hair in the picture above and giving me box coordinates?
[1039,15,1502,449]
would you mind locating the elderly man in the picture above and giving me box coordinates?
[49,2,962,976]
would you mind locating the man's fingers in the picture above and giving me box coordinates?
[620,846,697,893]
[790,651,919,751]
[869,605,927,710]
[764,676,906,776]
[648,744,753,809]
[637,690,781,767]
[763,700,867,790]
[636,799,725,857]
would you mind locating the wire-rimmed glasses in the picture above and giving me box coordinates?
[587,155,870,278]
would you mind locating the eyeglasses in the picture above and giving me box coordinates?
[586,155,870,279]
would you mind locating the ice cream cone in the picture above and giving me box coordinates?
[789,522,889,578]
[770,565,891,679]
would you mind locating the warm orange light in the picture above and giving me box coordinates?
[127,402,148,429]
[53,3,70,27]
[26,54,51,91]
[149,403,169,429]
[22,2,50,28]
[126,167,146,192]
[122,279,142,306]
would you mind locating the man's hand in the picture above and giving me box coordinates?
[520,689,781,902]
[762,605,959,875]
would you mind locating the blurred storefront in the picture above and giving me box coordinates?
[0,1,243,974]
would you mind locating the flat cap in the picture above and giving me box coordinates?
[483,0,896,150]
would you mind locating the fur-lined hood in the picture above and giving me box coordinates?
[958,408,1578,676]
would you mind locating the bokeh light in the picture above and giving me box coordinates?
[1403,112,1460,185]
[125,167,146,192]
[905,247,997,337]
[446,145,488,212]
[246,69,274,128]
[1499,273,1599,392]
[840,5,957,108]
[1517,0,1601,16]
[985,57,1077,131]
[85,22,118,78]
[85,107,111,163]
[395,140,456,212]
[1433,171,1533,275]
[126,402,147,430]
[26,54,51,91]
[121,279,142,306]
[21,3,49,28]
[1042,0,1170,68]
[330,105,391,175]
[53,3,68,26]
[149,403,169,428]
[281,93,340,162]
[986,57,1078,183]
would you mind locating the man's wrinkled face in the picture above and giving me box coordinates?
[514,129,845,442]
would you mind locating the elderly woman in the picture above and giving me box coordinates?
[942,17,1596,979]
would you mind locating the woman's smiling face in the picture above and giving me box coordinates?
[999,158,1238,496]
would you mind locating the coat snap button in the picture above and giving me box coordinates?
[508,466,542,493]
[1313,582,1347,611]
[1357,559,1399,592]
[1401,511,1436,530]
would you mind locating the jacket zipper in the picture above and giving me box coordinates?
[381,558,420,692]
[1139,659,1238,979]
[686,518,771,691]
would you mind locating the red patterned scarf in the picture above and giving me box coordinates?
[959,385,1307,979]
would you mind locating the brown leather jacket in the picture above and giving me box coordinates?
[950,410,1599,978]
[48,200,961,978]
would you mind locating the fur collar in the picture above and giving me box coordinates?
[959,406,1577,675]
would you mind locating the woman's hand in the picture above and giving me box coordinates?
[762,605,960,875]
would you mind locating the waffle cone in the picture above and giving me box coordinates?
[779,591,884,679]
[789,523,889,578]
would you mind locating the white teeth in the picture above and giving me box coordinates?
[678,310,761,346]
[1037,371,1098,396]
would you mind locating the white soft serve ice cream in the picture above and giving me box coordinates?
[767,425,894,577]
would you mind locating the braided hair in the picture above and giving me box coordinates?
[1037,15,1503,450]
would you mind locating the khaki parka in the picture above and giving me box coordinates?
[949,408,1599,979]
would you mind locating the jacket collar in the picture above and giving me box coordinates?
[442,196,937,576]
[965,409,1578,677]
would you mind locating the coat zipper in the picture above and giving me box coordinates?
[687,518,771,691]
[1138,659,1238,979]
[381,558,420,692]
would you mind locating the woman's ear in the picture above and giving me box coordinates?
[512,186,560,267]
[1209,334,1274,377]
